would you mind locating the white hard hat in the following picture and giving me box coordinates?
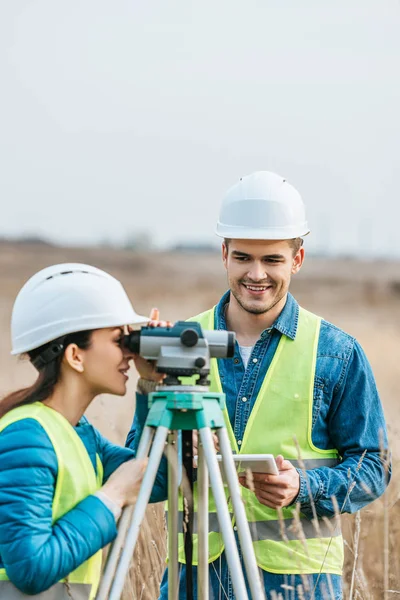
[216,171,309,240]
[11,263,149,355]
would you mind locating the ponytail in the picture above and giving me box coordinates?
[0,330,93,418]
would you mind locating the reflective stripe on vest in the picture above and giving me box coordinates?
[0,403,103,599]
[290,458,339,469]
[171,306,344,575]
[166,511,222,534]
[167,511,340,541]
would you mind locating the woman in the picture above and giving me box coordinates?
[0,263,156,599]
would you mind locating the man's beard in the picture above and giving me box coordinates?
[231,282,286,315]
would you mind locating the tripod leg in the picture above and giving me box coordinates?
[198,427,249,600]
[167,431,179,600]
[107,425,171,600]
[97,426,155,600]
[197,435,209,600]
[182,430,194,600]
[216,428,266,600]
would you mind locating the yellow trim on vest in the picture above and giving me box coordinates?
[0,403,103,598]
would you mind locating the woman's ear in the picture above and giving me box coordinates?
[63,344,85,373]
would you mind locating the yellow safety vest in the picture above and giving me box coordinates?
[173,306,343,575]
[0,402,103,599]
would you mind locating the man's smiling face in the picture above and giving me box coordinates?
[222,238,304,315]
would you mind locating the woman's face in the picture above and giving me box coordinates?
[79,327,134,396]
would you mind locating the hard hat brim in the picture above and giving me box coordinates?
[131,313,151,325]
[215,223,310,240]
[11,312,151,356]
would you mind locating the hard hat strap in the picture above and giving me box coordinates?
[32,338,65,370]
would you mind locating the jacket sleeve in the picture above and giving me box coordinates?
[297,340,391,518]
[0,419,117,595]
[93,427,135,483]
[126,393,168,503]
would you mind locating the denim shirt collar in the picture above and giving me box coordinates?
[215,291,299,340]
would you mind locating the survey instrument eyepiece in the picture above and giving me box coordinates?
[123,321,235,384]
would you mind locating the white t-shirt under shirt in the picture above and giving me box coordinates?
[238,345,254,369]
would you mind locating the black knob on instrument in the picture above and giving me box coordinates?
[181,328,199,347]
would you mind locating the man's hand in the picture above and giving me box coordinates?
[132,308,172,383]
[192,430,219,467]
[239,455,300,509]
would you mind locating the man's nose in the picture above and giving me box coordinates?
[247,262,266,281]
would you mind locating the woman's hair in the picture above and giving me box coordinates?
[0,330,93,418]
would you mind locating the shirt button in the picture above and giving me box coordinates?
[252,358,258,363]
[233,526,238,531]
[242,397,247,402]
[238,440,242,446]
[234,358,240,364]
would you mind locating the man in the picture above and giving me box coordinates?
[129,171,390,599]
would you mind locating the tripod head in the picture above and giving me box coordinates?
[124,321,235,385]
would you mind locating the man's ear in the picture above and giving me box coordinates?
[291,247,305,275]
[63,344,85,373]
[222,242,228,269]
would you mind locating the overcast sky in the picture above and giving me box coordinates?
[1,1,399,256]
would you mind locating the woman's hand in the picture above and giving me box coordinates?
[192,430,220,468]
[132,308,173,383]
[133,355,164,383]
[101,458,148,508]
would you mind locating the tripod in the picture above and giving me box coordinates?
[96,383,266,600]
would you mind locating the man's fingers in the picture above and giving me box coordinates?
[148,308,172,328]
[192,432,219,452]
[149,308,159,321]
[258,476,287,488]
[251,472,280,484]
[275,455,294,471]
[239,476,289,492]
[155,320,169,327]
[213,433,220,451]
[254,490,283,509]
[192,431,199,468]
[193,431,219,468]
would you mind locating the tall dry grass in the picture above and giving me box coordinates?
[120,506,167,600]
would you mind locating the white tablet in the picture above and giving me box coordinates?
[193,454,279,479]
[232,454,279,477]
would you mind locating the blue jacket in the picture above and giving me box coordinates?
[127,292,391,515]
[0,414,134,595]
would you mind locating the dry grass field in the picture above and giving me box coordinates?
[1,241,399,599]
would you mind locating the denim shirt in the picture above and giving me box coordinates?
[127,292,390,518]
